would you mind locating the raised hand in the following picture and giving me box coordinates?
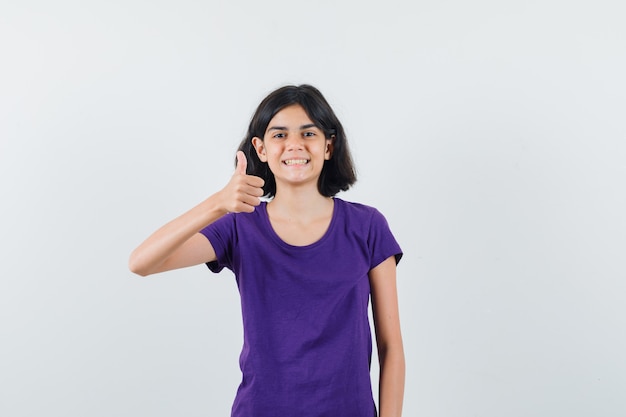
[219,151,265,213]
[128,151,266,276]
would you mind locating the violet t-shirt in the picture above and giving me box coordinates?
[200,197,402,417]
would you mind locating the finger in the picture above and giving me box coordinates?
[246,175,265,189]
[236,151,247,175]
[241,193,262,207]
[240,183,265,197]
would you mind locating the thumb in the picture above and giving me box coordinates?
[235,151,247,175]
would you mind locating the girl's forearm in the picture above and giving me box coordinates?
[128,193,226,276]
[378,343,405,417]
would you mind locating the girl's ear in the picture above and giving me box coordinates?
[325,135,335,160]
[251,137,267,162]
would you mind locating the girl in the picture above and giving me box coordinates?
[129,84,405,417]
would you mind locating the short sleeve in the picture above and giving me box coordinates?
[367,209,403,269]
[199,213,237,273]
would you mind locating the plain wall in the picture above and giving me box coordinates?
[1,1,625,416]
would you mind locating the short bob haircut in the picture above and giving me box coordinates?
[237,84,357,198]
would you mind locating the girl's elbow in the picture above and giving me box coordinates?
[128,254,151,277]
[377,338,405,359]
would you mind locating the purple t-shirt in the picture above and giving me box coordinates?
[200,197,402,417]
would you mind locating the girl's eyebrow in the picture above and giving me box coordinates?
[267,123,319,132]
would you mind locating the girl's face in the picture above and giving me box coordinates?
[252,104,333,191]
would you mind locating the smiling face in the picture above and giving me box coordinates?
[252,104,333,192]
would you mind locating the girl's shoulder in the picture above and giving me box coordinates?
[334,197,382,215]
[333,197,389,225]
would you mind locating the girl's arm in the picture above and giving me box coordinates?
[128,152,264,276]
[370,256,405,417]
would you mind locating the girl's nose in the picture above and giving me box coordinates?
[286,135,304,151]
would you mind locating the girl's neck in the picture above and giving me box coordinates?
[268,187,333,221]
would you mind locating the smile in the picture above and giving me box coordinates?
[283,159,309,165]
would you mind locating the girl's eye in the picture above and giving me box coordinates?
[303,131,316,137]
[273,133,285,139]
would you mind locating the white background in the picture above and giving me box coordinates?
[1,1,625,416]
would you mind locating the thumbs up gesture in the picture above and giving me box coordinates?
[218,151,265,213]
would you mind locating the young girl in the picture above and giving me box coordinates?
[129,84,405,417]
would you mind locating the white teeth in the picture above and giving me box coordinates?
[284,159,308,165]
